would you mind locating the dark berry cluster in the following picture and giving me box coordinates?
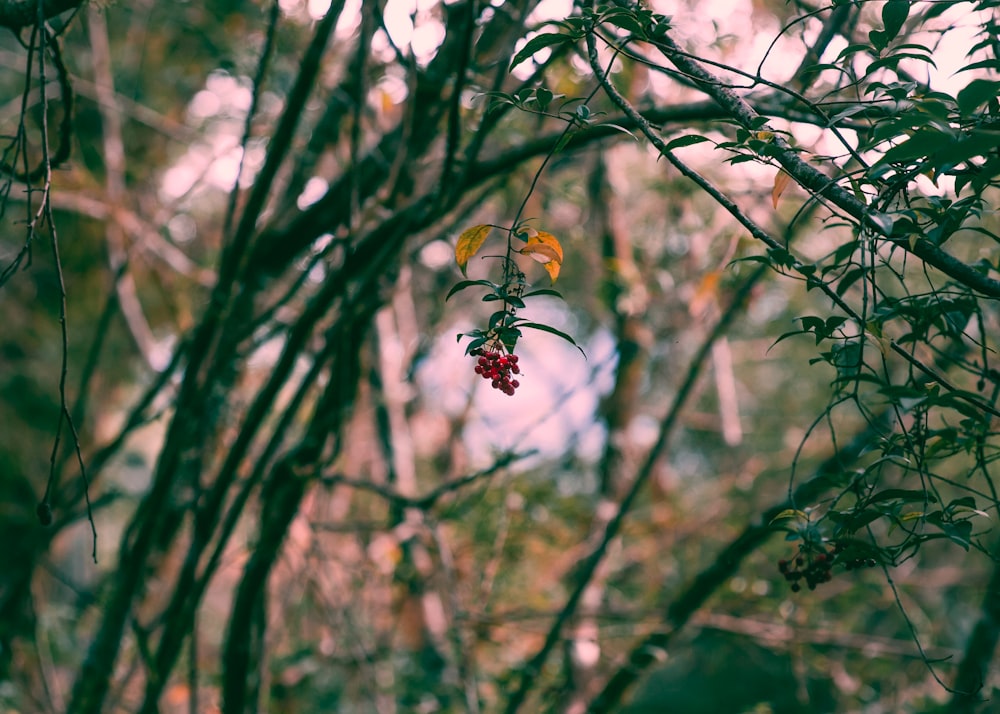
[470,347,521,395]
[831,539,879,571]
[778,552,833,592]
[841,556,878,571]
[778,541,882,592]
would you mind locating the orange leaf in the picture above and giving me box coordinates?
[689,270,721,316]
[532,230,564,262]
[520,242,561,263]
[455,224,492,276]
[518,230,564,283]
[771,169,792,209]
[541,258,561,283]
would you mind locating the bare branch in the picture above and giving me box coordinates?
[0,0,79,31]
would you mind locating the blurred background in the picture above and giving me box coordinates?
[1,0,999,712]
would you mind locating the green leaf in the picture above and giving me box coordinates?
[497,326,522,353]
[957,59,1000,74]
[517,321,586,356]
[767,247,795,269]
[866,211,894,236]
[503,294,527,309]
[601,7,645,34]
[869,489,937,504]
[881,0,909,42]
[868,29,888,52]
[937,519,973,550]
[957,79,1000,116]
[879,129,956,166]
[464,337,488,355]
[488,310,509,331]
[522,288,565,299]
[665,134,710,151]
[841,508,884,532]
[535,86,553,111]
[446,279,497,301]
[826,104,870,125]
[837,43,875,61]
[728,255,773,267]
[947,496,978,511]
[800,315,825,333]
[510,32,572,71]
[836,267,868,296]
[771,329,807,348]
[601,123,638,141]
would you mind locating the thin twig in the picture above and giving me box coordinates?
[221,0,281,242]
[34,19,95,556]
[323,450,535,510]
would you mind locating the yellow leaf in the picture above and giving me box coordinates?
[532,230,564,262]
[455,224,492,276]
[769,509,808,524]
[518,230,564,283]
[541,259,561,283]
[771,169,791,209]
[520,242,561,263]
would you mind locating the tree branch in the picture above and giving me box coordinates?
[649,31,1000,299]
[0,0,78,31]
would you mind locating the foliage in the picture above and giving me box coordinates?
[1,0,1000,712]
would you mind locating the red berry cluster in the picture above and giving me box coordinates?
[778,551,833,592]
[471,347,521,395]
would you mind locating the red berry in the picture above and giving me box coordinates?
[511,380,519,388]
